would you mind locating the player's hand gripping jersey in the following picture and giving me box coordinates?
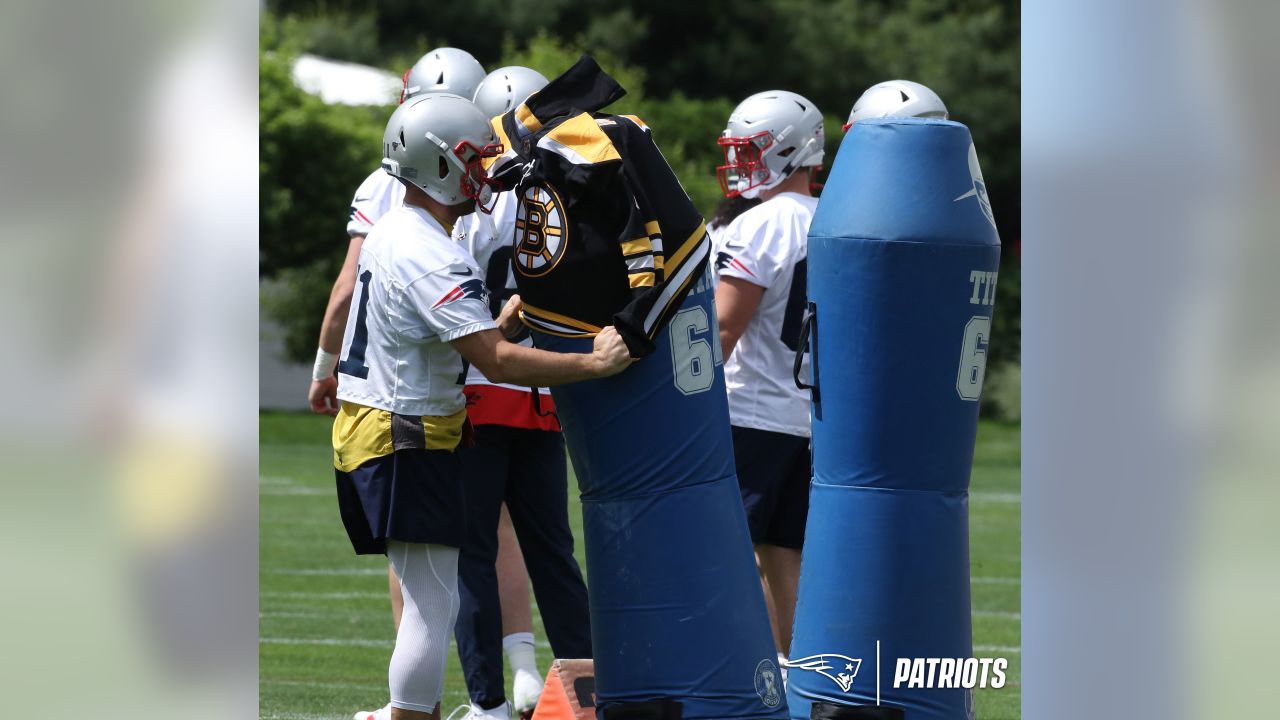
[713,192,819,438]
[484,55,786,720]
[346,167,407,238]
[332,205,495,471]
[484,56,709,358]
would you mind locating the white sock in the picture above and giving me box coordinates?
[503,632,539,676]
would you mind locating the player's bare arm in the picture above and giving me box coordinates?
[715,276,765,360]
[320,234,366,353]
[308,234,366,416]
[451,326,633,387]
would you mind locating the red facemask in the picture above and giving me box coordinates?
[454,140,504,214]
[716,131,773,198]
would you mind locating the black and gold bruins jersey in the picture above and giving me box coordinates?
[484,55,709,358]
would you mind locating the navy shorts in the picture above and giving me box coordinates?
[731,425,812,549]
[335,448,465,555]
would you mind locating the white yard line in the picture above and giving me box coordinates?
[972,576,1020,585]
[261,635,551,649]
[264,567,388,577]
[973,610,1021,620]
[262,591,389,600]
[263,678,383,692]
[262,637,394,648]
[971,491,1021,504]
[262,487,332,496]
[974,644,1021,654]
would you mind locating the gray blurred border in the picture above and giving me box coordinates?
[1024,0,1279,717]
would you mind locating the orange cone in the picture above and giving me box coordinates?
[531,659,595,720]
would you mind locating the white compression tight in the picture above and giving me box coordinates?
[386,541,460,713]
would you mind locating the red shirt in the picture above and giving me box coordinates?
[464,384,561,432]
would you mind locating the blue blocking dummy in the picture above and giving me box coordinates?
[785,118,1001,720]
[533,270,787,720]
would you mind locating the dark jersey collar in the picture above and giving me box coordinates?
[506,54,627,141]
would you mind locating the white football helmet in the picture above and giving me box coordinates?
[472,66,549,118]
[844,80,948,131]
[717,90,825,199]
[401,48,486,103]
[381,94,504,212]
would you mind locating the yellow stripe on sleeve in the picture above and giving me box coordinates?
[519,303,604,334]
[544,113,623,164]
[664,222,707,275]
[629,271,656,288]
[620,237,653,256]
[515,103,543,134]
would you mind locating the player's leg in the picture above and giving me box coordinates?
[454,425,515,716]
[505,429,592,663]
[757,435,812,657]
[756,550,783,652]
[340,443,469,720]
[497,506,533,636]
[757,545,802,656]
[495,504,542,715]
[387,540,459,720]
[730,425,787,649]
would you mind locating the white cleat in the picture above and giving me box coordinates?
[512,667,544,716]
[446,702,512,720]
[353,704,391,720]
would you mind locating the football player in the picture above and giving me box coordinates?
[447,65,593,720]
[329,93,632,720]
[711,90,825,666]
[843,79,948,131]
[295,47,490,720]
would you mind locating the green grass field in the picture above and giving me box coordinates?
[261,413,1020,719]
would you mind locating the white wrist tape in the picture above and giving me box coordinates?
[312,348,339,381]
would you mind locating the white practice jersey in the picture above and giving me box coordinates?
[713,192,819,438]
[452,193,551,395]
[336,205,496,417]
[346,167,406,237]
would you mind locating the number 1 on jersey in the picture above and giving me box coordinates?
[338,268,373,380]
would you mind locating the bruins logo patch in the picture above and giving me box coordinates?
[513,184,567,277]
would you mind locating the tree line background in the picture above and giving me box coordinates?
[260,0,1021,419]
